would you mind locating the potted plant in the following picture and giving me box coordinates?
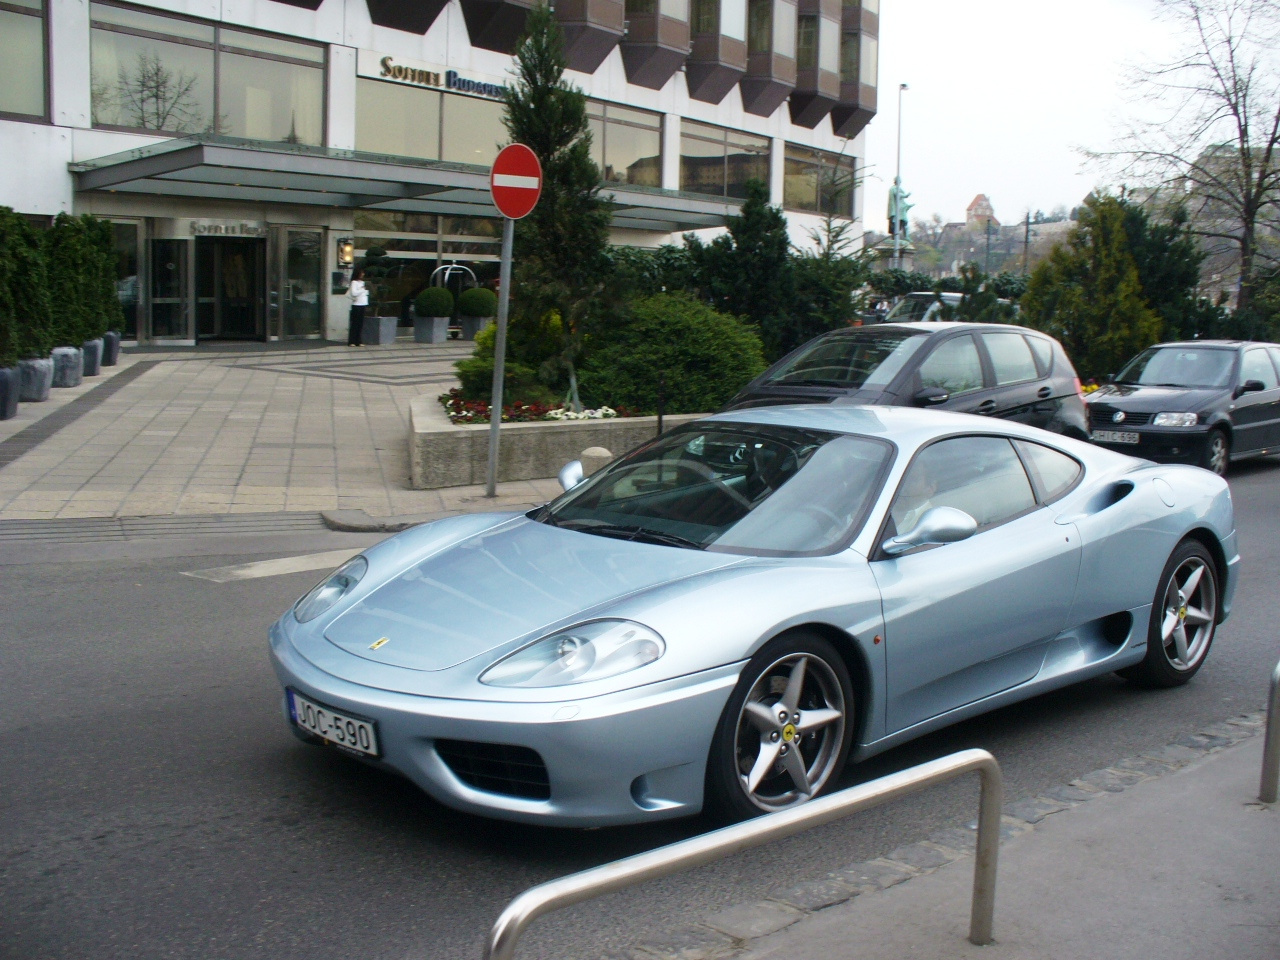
[357,247,398,345]
[44,213,89,388]
[457,286,497,340]
[413,286,453,343]
[83,216,124,369]
[0,207,55,403]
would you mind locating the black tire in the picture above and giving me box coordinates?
[705,632,855,821]
[1120,539,1219,688]
[1201,428,1230,476]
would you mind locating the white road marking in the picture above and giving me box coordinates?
[184,548,361,583]
[492,173,539,189]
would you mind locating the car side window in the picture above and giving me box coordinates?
[1241,348,1279,389]
[918,335,984,395]
[889,436,1037,537]
[1025,336,1054,376]
[981,332,1039,385]
[1012,440,1082,503]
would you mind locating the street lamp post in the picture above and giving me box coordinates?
[893,83,908,269]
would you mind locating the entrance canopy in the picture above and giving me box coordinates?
[71,134,739,234]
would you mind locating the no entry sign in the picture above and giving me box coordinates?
[490,144,543,219]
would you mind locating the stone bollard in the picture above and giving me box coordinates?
[51,346,84,388]
[580,446,613,476]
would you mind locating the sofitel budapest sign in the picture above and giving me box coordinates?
[357,50,506,101]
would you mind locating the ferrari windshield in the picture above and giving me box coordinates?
[1116,346,1235,388]
[764,329,928,389]
[536,423,891,555]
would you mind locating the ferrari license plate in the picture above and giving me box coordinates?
[288,690,379,757]
[1091,429,1140,444]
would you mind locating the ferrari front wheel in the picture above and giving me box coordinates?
[705,633,854,821]
[1122,539,1218,688]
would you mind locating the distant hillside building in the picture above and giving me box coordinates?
[966,194,1000,230]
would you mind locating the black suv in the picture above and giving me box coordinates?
[723,322,1089,438]
[1086,340,1280,476]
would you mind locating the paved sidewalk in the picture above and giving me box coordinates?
[0,342,561,520]
[731,734,1279,960]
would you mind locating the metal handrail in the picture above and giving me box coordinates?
[1260,659,1280,804]
[484,748,1003,960]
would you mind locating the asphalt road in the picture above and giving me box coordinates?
[3,461,1279,960]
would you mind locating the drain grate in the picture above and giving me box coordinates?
[0,511,328,544]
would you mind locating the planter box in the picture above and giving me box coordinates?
[414,315,450,343]
[0,366,18,421]
[409,397,705,489]
[102,331,121,366]
[458,316,488,340]
[82,338,104,377]
[18,357,52,402]
[362,314,398,345]
[51,346,83,388]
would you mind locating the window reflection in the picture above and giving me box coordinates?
[796,15,817,70]
[681,120,770,198]
[0,2,46,118]
[840,32,858,84]
[220,53,322,144]
[90,28,215,132]
[747,0,771,54]
[784,143,856,216]
[588,100,662,188]
[355,79,440,160]
[440,95,504,167]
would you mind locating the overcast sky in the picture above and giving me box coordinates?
[862,0,1179,231]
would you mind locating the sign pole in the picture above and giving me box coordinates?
[485,215,515,498]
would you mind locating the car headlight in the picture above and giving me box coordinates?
[294,556,368,623]
[480,619,665,687]
[1153,412,1199,427]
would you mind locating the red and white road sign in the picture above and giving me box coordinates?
[489,143,543,220]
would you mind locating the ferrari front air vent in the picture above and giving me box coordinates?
[435,740,551,800]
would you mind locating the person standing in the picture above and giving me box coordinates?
[347,268,368,346]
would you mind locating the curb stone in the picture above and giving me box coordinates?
[622,710,1267,960]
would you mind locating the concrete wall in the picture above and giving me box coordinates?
[409,398,705,489]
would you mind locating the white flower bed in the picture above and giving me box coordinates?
[544,406,619,421]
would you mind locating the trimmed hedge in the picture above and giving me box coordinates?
[0,208,54,366]
[415,286,454,317]
[579,293,765,414]
[458,286,497,317]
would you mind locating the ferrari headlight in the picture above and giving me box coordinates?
[294,556,367,623]
[480,620,665,687]
[1153,412,1198,427]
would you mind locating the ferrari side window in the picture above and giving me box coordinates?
[918,335,983,395]
[890,436,1036,535]
[1013,440,1082,503]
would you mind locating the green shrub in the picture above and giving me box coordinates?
[455,355,556,405]
[579,293,765,414]
[0,207,53,364]
[458,286,497,317]
[43,213,94,347]
[82,215,123,339]
[415,286,454,317]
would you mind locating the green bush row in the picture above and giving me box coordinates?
[0,209,123,368]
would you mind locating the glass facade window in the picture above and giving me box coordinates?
[773,0,795,56]
[355,78,440,160]
[691,0,717,33]
[721,0,747,40]
[587,100,662,187]
[680,120,770,199]
[819,18,839,71]
[0,0,47,119]
[859,32,877,85]
[840,31,858,84]
[796,15,817,70]
[440,94,504,167]
[747,0,771,54]
[89,2,324,142]
[626,0,657,14]
[783,144,856,216]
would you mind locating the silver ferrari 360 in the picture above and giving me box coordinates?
[269,405,1238,826]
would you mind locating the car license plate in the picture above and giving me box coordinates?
[288,689,379,757]
[1091,430,1140,444]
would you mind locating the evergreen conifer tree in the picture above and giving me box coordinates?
[502,2,611,410]
[44,213,92,347]
[0,208,54,364]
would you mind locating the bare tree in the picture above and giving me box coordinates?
[1107,0,1280,313]
[95,53,206,133]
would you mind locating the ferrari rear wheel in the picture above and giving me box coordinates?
[1122,540,1218,688]
[706,633,854,821]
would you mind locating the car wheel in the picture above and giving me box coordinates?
[1121,540,1218,688]
[705,632,855,820]
[1201,429,1229,476]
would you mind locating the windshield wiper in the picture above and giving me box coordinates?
[555,519,706,550]
[773,377,850,387]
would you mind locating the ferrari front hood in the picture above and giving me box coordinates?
[323,517,744,672]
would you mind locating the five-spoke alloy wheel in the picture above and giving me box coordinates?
[1123,539,1219,688]
[706,633,855,820]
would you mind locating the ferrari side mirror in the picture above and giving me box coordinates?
[881,506,978,556]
